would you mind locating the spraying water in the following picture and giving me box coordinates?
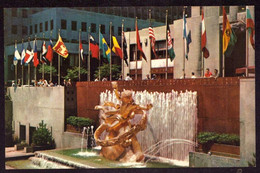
[100,90,198,164]
[81,127,86,152]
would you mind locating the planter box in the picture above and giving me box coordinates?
[24,146,33,153]
[32,145,53,152]
[14,144,25,151]
[66,124,81,133]
[198,143,240,157]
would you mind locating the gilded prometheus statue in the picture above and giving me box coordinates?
[94,81,152,162]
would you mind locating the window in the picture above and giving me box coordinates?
[238,6,246,12]
[91,23,96,33]
[11,25,17,34]
[22,9,27,18]
[101,24,105,34]
[130,44,142,61]
[34,24,37,33]
[220,6,229,15]
[71,21,77,31]
[30,25,32,34]
[61,19,67,30]
[81,22,87,32]
[22,26,27,35]
[40,23,43,32]
[50,20,53,30]
[151,40,167,60]
[45,21,48,31]
[118,27,122,36]
[126,28,131,32]
[12,8,17,17]
[111,26,114,34]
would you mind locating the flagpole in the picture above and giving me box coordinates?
[121,19,124,80]
[135,17,138,80]
[42,33,45,80]
[109,22,112,81]
[222,7,225,77]
[34,35,37,83]
[22,39,24,85]
[58,29,61,85]
[50,30,52,82]
[165,10,168,79]
[79,29,81,81]
[245,6,249,77]
[28,37,30,85]
[88,26,91,81]
[15,40,18,85]
[149,9,152,78]
[99,25,101,80]
[183,8,186,79]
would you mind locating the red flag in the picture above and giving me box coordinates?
[201,9,210,58]
[90,35,99,59]
[46,38,53,62]
[53,35,69,58]
[136,20,147,61]
[79,39,83,60]
[33,40,39,67]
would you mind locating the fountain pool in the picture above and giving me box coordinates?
[6,148,181,169]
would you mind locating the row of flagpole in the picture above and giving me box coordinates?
[12,6,254,85]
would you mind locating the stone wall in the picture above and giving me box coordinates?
[8,86,65,148]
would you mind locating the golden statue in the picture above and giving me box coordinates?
[94,82,152,162]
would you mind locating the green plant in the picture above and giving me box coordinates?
[198,132,240,146]
[67,116,94,130]
[32,120,54,147]
[94,64,121,80]
[64,67,87,81]
[38,64,57,76]
[248,153,256,167]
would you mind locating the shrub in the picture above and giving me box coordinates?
[67,116,94,130]
[32,121,55,147]
[198,132,240,146]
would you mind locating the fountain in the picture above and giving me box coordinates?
[98,82,198,166]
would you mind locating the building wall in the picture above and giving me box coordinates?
[8,87,65,148]
[76,77,240,135]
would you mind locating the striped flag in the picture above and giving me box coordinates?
[21,42,26,65]
[79,39,84,60]
[122,31,129,66]
[167,23,175,61]
[149,26,158,58]
[246,7,255,49]
[201,9,210,58]
[112,36,123,59]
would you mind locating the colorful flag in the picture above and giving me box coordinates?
[46,38,53,62]
[201,9,210,58]
[166,23,175,61]
[149,26,158,58]
[99,32,111,62]
[223,7,237,57]
[112,36,123,59]
[41,41,48,64]
[33,39,39,67]
[90,35,99,59]
[183,14,192,60]
[136,20,147,61]
[122,31,129,66]
[24,41,34,64]
[246,7,255,49]
[13,43,21,65]
[21,42,26,65]
[79,38,84,60]
[53,35,69,58]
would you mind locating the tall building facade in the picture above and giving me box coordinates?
[4,7,165,83]
[123,6,254,79]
